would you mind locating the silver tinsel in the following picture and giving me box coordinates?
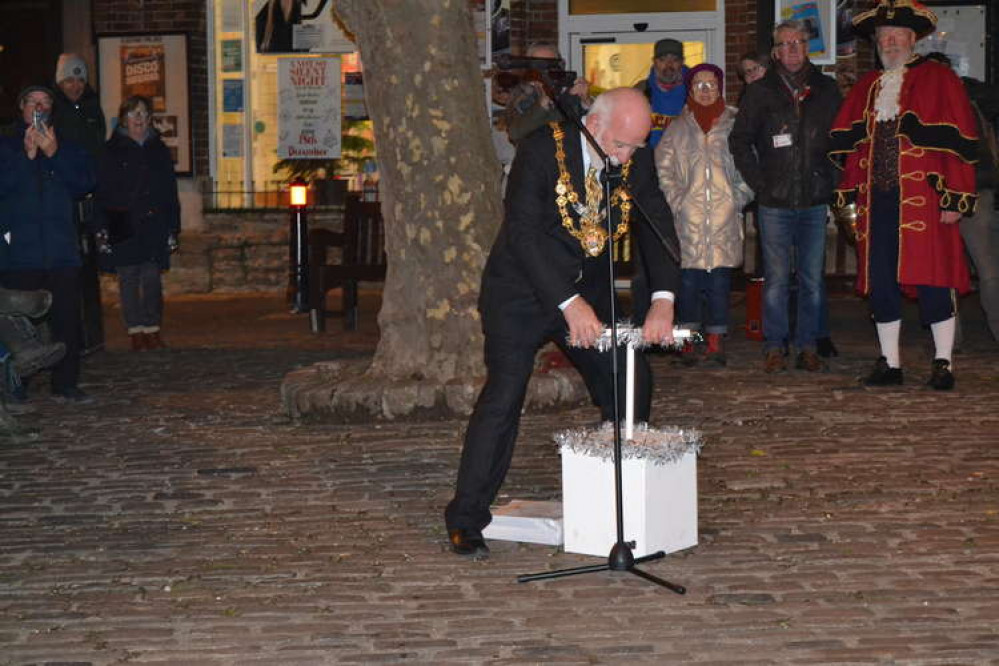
[555,421,703,466]
[568,324,700,352]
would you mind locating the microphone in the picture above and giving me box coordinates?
[493,53,564,70]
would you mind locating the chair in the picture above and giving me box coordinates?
[308,195,387,332]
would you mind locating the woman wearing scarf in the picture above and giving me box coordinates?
[654,64,753,366]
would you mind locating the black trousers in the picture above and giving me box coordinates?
[0,267,82,392]
[444,309,653,533]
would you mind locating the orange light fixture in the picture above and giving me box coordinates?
[290,181,308,207]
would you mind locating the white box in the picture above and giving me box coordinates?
[560,445,698,558]
[482,499,563,546]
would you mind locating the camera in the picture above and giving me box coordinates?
[545,69,578,93]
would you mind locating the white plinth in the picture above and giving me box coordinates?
[560,445,698,558]
[482,499,564,546]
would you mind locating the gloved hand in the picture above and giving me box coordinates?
[96,229,112,255]
[167,233,179,254]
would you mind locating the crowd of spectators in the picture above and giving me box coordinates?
[489,0,996,393]
[0,52,181,421]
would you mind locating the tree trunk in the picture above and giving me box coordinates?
[333,0,501,384]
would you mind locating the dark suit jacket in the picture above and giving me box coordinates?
[479,121,680,335]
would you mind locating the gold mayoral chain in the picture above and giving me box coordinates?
[551,123,632,257]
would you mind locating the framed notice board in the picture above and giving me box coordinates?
[97,32,192,175]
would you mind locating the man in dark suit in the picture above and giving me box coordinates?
[445,88,681,558]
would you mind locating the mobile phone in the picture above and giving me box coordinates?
[32,109,48,134]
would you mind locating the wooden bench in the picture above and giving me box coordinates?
[308,195,387,332]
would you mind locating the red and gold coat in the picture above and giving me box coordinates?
[828,57,978,296]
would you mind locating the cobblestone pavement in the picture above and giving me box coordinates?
[2,291,998,665]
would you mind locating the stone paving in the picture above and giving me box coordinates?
[1,290,998,665]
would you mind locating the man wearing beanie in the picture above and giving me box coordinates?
[634,38,688,150]
[52,53,107,355]
[729,20,842,374]
[52,54,107,159]
[0,85,96,402]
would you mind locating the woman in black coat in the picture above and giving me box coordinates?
[96,95,180,350]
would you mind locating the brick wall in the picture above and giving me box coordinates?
[511,0,558,55]
[92,0,209,179]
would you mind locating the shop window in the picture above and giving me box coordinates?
[209,0,369,209]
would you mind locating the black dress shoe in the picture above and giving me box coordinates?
[863,356,903,386]
[448,529,489,558]
[927,358,955,391]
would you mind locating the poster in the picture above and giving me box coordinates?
[98,33,191,174]
[223,79,244,112]
[790,2,826,58]
[222,39,243,72]
[253,0,355,54]
[278,57,341,159]
[120,43,167,112]
[223,123,244,158]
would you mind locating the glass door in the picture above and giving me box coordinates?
[568,30,714,92]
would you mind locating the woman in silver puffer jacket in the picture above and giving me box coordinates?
[655,63,753,365]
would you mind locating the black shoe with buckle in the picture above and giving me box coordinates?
[927,358,955,391]
[863,356,903,386]
[448,529,489,559]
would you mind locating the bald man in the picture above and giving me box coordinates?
[445,88,681,558]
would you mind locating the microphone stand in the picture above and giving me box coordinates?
[516,80,685,594]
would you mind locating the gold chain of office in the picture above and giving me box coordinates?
[551,123,632,258]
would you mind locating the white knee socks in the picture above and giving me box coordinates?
[876,320,902,368]
[931,317,956,365]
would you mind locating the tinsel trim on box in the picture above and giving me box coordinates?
[572,324,698,353]
[555,421,704,466]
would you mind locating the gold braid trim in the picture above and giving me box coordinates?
[551,123,632,257]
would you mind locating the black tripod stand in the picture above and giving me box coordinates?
[515,84,686,594]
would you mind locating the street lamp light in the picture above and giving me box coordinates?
[287,179,310,313]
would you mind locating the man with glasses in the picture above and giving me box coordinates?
[829,0,978,390]
[0,86,96,403]
[729,20,842,374]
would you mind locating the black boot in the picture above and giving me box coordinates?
[863,356,903,386]
[927,358,955,391]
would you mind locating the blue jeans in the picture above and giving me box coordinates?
[678,267,732,334]
[758,205,827,351]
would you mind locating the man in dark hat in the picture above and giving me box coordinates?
[828,0,979,390]
[0,85,96,403]
[634,38,688,149]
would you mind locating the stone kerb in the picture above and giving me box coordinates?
[281,359,591,422]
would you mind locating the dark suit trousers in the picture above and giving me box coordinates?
[444,306,652,533]
[0,267,82,392]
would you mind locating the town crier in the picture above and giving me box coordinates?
[828,0,979,391]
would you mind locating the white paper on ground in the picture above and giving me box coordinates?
[482,499,564,546]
